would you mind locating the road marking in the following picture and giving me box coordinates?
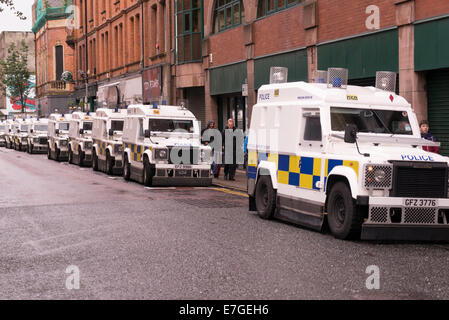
[212,187,248,198]
[145,187,177,190]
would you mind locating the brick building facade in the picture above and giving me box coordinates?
[32,0,76,116]
[70,0,449,153]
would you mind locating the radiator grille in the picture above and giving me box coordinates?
[403,207,436,224]
[369,207,389,223]
[392,162,448,198]
[168,147,199,165]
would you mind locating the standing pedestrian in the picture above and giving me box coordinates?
[202,120,220,178]
[222,118,237,180]
[420,120,439,154]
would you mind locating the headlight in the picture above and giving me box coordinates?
[60,140,68,147]
[200,149,211,162]
[154,148,168,160]
[33,137,39,143]
[21,137,27,142]
[85,141,92,149]
[364,164,392,189]
[114,144,123,154]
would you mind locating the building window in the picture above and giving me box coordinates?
[213,0,244,33]
[176,0,202,64]
[257,0,300,18]
[55,45,64,81]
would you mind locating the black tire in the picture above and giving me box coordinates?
[78,147,84,167]
[327,182,363,240]
[68,146,73,164]
[255,175,276,219]
[106,151,113,175]
[47,144,51,159]
[55,145,60,162]
[143,157,153,187]
[92,149,99,171]
[123,154,131,181]
[28,144,33,154]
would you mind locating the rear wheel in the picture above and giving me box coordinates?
[106,151,113,175]
[327,182,363,240]
[92,149,99,171]
[123,154,131,181]
[68,146,73,164]
[255,176,276,219]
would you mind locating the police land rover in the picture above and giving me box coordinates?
[12,118,30,151]
[0,120,7,147]
[48,113,72,161]
[248,67,449,241]
[4,119,15,149]
[92,108,127,175]
[27,118,48,154]
[122,104,213,186]
[68,112,94,166]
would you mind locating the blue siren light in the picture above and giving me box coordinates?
[333,77,343,88]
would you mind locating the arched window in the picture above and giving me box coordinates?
[257,0,301,18]
[213,0,244,33]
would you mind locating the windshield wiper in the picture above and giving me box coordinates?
[371,110,393,135]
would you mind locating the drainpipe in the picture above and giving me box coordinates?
[84,0,88,112]
[141,0,145,104]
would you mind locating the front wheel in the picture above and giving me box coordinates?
[255,176,276,219]
[143,158,153,186]
[47,144,51,159]
[123,154,131,181]
[327,182,363,240]
[68,147,73,164]
[55,146,60,162]
[78,147,84,167]
[92,149,99,171]
[106,151,113,175]
[28,143,33,154]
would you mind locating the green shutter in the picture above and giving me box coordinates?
[415,18,449,71]
[317,29,398,79]
[210,62,247,95]
[427,69,449,156]
[254,49,308,90]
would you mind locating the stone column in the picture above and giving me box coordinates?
[395,0,428,122]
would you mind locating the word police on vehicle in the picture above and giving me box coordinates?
[247,67,449,241]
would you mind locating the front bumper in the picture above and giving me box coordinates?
[32,144,48,153]
[361,196,449,241]
[151,164,212,186]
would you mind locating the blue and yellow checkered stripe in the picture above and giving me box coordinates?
[124,143,150,162]
[93,139,108,157]
[248,151,359,191]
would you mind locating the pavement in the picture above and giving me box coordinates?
[212,168,247,192]
[2,147,449,300]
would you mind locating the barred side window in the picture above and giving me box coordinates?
[176,0,203,64]
[213,0,244,33]
[257,0,301,18]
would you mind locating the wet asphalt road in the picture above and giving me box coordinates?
[0,147,449,300]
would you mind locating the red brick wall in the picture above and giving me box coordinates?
[254,6,306,57]
[317,0,396,43]
[415,0,449,20]
[209,26,246,66]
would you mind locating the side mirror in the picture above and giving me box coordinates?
[55,129,60,135]
[144,129,151,138]
[344,124,358,144]
[109,129,114,136]
[79,128,84,135]
[30,129,34,133]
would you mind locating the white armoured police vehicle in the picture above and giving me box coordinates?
[248,68,449,241]
[4,119,15,149]
[68,112,94,166]
[92,108,127,175]
[0,120,7,147]
[122,104,213,186]
[27,118,48,154]
[12,118,31,151]
[48,113,72,161]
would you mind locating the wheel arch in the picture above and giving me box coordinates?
[325,167,359,211]
[256,160,278,190]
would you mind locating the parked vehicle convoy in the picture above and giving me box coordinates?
[68,112,95,166]
[92,108,127,175]
[47,113,72,161]
[248,68,449,241]
[12,119,30,151]
[27,118,49,154]
[122,104,213,186]
[0,121,7,147]
[4,119,15,149]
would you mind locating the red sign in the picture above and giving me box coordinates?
[143,67,161,103]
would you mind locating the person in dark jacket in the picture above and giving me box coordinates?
[222,118,238,180]
[201,120,220,177]
[420,120,439,154]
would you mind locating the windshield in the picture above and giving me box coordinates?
[82,121,93,131]
[58,122,70,131]
[148,119,194,133]
[331,107,413,135]
[34,125,47,132]
[111,120,124,131]
[20,125,29,132]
